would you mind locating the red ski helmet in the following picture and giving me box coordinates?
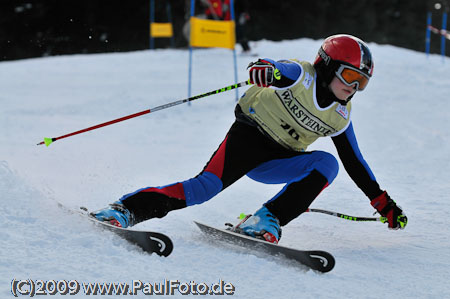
[314,34,374,90]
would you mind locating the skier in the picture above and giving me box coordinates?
[92,34,407,244]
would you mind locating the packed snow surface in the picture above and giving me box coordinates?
[1,39,449,298]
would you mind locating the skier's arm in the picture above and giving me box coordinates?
[331,123,407,229]
[248,58,301,88]
[331,122,382,199]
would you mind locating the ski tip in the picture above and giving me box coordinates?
[308,251,335,273]
[193,221,202,228]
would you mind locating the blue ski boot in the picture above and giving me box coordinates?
[237,206,282,244]
[91,201,135,228]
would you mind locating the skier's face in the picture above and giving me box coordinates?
[329,76,357,101]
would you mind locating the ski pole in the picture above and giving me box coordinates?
[37,80,250,147]
[306,208,387,223]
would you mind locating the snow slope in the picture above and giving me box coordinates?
[1,39,449,298]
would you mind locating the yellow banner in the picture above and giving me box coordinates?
[190,17,235,49]
[150,22,173,38]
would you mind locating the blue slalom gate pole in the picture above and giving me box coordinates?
[426,12,432,58]
[166,1,175,48]
[441,12,448,62]
[188,0,195,98]
[230,0,239,101]
[150,0,155,49]
[188,47,193,98]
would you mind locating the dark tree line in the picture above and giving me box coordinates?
[1,0,448,61]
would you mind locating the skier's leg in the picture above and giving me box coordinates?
[247,151,339,226]
[119,159,226,224]
[102,121,276,226]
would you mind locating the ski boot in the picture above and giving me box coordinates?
[234,206,282,244]
[90,201,135,228]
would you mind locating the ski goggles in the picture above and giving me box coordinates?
[335,64,370,91]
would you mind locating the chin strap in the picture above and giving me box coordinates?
[317,77,351,107]
[336,98,351,106]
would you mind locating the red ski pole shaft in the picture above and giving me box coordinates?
[37,80,250,147]
[36,110,150,146]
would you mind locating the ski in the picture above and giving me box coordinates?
[79,206,173,257]
[194,221,335,273]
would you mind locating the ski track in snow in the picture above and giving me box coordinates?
[1,39,449,298]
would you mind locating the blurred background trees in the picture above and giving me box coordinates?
[1,0,448,61]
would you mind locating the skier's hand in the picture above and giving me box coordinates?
[248,59,280,87]
[370,191,407,230]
